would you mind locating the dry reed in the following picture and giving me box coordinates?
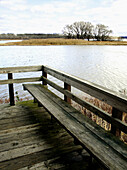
[0,38,127,46]
[72,96,127,143]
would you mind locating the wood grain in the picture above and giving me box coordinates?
[44,65,127,113]
[23,84,127,170]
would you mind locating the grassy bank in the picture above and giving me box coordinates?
[0,38,127,46]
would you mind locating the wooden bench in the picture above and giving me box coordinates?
[1,65,127,169]
[23,83,127,170]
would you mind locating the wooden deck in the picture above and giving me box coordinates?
[0,101,102,170]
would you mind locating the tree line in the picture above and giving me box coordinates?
[62,21,113,41]
[0,33,63,39]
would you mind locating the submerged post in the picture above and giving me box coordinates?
[8,73,15,106]
[64,82,71,104]
[111,107,123,137]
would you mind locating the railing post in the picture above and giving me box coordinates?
[111,107,123,137]
[42,66,47,86]
[64,82,71,104]
[8,73,15,106]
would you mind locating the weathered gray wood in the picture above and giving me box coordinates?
[8,73,15,106]
[0,132,72,153]
[0,144,82,170]
[111,108,123,137]
[1,65,127,113]
[23,84,127,170]
[64,82,71,104]
[0,128,41,144]
[42,66,47,86]
[0,140,53,162]
[0,77,42,85]
[44,66,127,113]
[19,161,48,170]
[42,77,127,134]
[0,123,40,137]
[38,86,127,160]
[0,65,42,74]
[0,102,85,170]
[18,157,65,170]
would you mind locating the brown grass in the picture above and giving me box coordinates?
[0,38,127,46]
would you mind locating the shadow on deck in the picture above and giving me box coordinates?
[0,101,101,170]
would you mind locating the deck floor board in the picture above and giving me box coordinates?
[0,101,101,170]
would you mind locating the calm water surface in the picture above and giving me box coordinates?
[0,40,22,44]
[0,45,127,100]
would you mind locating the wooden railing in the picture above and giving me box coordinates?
[0,65,127,137]
[0,66,43,105]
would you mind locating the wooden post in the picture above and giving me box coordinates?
[42,67,47,86]
[111,107,123,137]
[34,98,37,103]
[64,82,71,104]
[8,73,15,106]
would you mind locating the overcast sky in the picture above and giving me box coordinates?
[0,0,127,36]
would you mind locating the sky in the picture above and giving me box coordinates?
[0,0,127,36]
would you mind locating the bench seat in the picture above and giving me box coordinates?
[23,84,127,170]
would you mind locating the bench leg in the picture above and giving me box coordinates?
[38,102,42,107]
[74,138,80,145]
[88,155,95,170]
[51,115,56,123]
[34,98,37,103]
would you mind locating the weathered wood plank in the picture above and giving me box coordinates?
[0,123,40,137]
[0,112,36,127]
[0,132,72,153]
[0,105,46,119]
[0,144,82,170]
[8,73,15,106]
[19,157,65,170]
[42,78,127,134]
[0,141,52,162]
[0,124,75,162]
[0,125,66,144]
[44,66,127,113]
[23,84,127,170]
[0,65,42,74]
[0,101,86,170]
[111,108,123,136]
[0,119,38,131]
[0,128,41,144]
[42,66,47,86]
[19,161,48,170]
[0,118,13,125]
[38,84,127,158]
[64,82,71,104]
[0,77,42,85]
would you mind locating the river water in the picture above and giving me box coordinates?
[0,40,22,44]
[0,45,127,101]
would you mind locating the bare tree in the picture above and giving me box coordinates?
[62,24,75,39]
[72,22,82,39]
[84,22,94,41]
[94,24,112,41]
[62,21,94,40]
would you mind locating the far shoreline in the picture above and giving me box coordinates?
[0,38,127,46]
